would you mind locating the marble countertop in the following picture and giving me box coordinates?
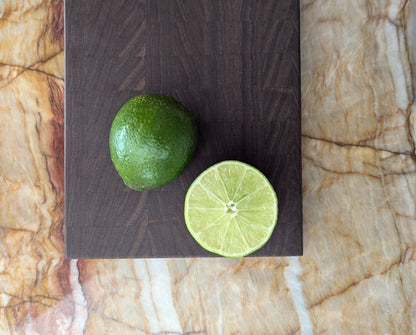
[0,0,415,334]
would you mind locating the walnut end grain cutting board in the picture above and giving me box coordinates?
[65,0,302,258]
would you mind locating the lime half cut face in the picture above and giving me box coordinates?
[184,160,278,257]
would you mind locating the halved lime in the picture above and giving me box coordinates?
[184,160,278,257]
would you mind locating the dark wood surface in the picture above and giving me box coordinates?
[65,0,301,258]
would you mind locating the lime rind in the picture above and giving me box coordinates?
[184,160,278,257]
[109,94,197,191]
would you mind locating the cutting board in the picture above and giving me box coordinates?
[65,0,302,258]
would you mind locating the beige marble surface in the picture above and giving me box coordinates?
[0,0,415,334]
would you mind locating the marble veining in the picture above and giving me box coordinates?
[0,0,415,334]
[285,257,313,335]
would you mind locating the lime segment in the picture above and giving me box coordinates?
[184,160,278,257]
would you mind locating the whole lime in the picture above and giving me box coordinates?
[109,94,197,191]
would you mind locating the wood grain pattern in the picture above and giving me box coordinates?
[65,0,301,258]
